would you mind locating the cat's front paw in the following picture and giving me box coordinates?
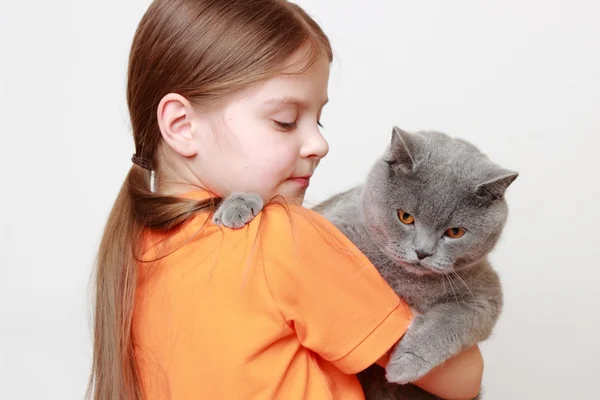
[212,193,263,229]
[385,316,434,385]
[385,348,433,385]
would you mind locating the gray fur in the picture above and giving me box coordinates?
[214,127,517,400]
[212,192,263,228]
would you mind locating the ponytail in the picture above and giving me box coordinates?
[87,166,220,399]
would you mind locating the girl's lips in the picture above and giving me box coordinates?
[289,176,311,187]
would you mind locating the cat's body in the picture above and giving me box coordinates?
[314,187,500,400]
[213,128,517,400]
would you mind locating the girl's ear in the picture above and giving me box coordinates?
[157,93,199,157]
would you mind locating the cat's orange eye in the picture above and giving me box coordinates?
[398,210,414,224]
[445,227,466,238]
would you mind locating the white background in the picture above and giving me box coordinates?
[1,0,599,398]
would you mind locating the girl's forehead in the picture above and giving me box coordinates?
[248,56,330,110]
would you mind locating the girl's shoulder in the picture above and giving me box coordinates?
[253,201,360,260]
[259,201,341,236]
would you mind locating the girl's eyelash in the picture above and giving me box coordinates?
[274,121,296,129]
[274,121,324,129]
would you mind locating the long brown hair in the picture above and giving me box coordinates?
[87,0,332,398]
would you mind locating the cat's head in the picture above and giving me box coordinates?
[362,127,518,275]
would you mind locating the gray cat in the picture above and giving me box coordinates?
[213,127,517,399]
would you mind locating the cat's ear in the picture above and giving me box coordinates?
[385,126,417,173]
[475,170,519,200]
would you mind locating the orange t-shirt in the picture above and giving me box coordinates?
[132,190,412,399]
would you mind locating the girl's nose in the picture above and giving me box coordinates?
[300,126,329,159]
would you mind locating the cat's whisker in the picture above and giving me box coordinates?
[439,274,447,293]
[451,270,475,301]
[444,272,460,306]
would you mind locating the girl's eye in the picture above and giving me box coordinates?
[397,209,414,224]
[317,121,324,128]
[445,227,466,238]
[274,121,296,130]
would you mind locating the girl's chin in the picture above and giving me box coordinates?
[284,194,306,206]
[275,188,306,205]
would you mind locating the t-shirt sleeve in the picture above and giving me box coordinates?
[259,204,413,374]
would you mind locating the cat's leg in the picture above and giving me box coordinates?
[385,297,499,385]
[358,365,447,400]
[358,366,401,400]
[212,193,263,228]
[391,384,447,400]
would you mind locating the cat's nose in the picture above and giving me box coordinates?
[415,250,432,260]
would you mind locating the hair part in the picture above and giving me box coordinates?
[87,0,332,398]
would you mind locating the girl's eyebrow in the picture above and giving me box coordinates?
[261,96,329,110]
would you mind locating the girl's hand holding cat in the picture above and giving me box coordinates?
[375,339,483,399]
[411,345,484,400]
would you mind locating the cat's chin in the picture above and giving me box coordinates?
[396,260,444,276]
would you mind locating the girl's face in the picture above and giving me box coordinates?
[161,48,330,205]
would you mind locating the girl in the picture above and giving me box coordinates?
[88,0,484,399]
